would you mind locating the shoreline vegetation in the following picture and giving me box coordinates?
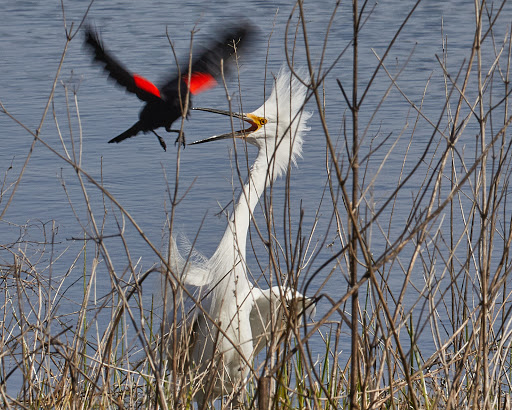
[1,0,512,408]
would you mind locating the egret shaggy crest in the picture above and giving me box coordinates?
[168,67,313,406]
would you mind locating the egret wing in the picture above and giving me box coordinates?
[250,287,316,357]
[249,288,283,357]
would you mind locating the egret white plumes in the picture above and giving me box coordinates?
[248,67,310,175]
[167,67,313,406]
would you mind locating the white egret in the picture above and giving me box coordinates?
[168,67,313,406]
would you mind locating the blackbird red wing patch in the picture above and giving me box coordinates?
[183,72,217,95]
[133,74,161,98]
[85,28,162,102]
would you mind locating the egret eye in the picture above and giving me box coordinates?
[260,118,268,125]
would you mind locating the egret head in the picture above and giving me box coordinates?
[191,67,312,176]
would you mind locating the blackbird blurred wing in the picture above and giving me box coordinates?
[160,25,252,99]
[85,27,162,102]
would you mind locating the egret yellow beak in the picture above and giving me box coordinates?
[189,107,267,145]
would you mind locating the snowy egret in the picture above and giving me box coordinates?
[169,67,313,406]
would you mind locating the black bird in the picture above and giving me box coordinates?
[84,25,251,150]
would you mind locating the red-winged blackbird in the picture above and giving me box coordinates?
[84,25,251,150]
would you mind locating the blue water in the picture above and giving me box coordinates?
[1,0,511,401]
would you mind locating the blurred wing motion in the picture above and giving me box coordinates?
[162,25,251,98]
[85,29,162,102]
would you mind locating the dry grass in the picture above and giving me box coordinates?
[1,0,512,408]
